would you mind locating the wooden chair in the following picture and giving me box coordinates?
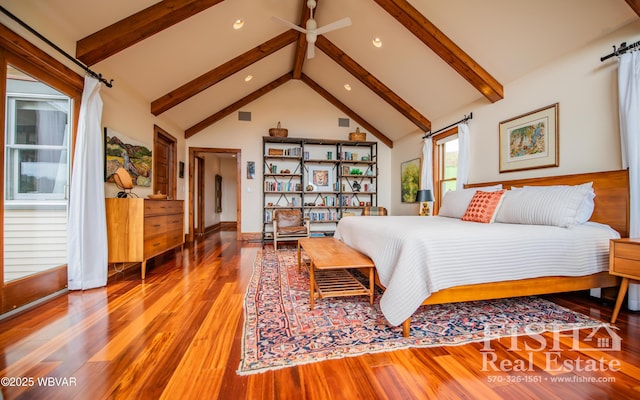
[273,209,310,250]
[362,206,387,216]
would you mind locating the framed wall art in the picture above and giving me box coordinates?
[215,174,222,213]
[247,161,255,179]
[499,103,559,173]
[308,166,333,191]
[104,127,152,186]
[400,158,421,203]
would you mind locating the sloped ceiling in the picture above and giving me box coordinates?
[1,0,637,147]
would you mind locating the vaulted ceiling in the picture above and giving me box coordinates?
[1,0,637,147]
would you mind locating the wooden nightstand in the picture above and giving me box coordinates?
[610,238,640,323]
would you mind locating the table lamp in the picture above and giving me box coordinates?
[415,189,434,216]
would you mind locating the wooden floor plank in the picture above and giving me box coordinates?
[433,354,502,399]
[0,231,639,399]
[161,283,242,399]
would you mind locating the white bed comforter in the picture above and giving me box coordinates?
[333,216,619,326]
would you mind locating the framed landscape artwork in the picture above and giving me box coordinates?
[499,103,559,173]
[400,158,420,203]
[104,127,152,186]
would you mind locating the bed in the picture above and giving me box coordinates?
[333,170,629,337]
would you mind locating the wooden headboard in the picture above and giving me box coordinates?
[466,170,630,237]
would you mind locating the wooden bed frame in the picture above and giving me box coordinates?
[398,169,629,337]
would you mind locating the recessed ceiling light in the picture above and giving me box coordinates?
[245,75,253,82]
[344,84,351,91]
[233,19,244,30]
[372,37,382,48]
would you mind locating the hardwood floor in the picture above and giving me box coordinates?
[1,231,640,399]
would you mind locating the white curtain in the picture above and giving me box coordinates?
[456,122,471,190]
[67,76,107,290]
[421,137,433,191]
[618,51,640,310]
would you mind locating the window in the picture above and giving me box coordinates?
[5,72,70,201]
[432,128,459,210]
[1,23,82,312]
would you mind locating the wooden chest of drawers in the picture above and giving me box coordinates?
[105,198,184,279]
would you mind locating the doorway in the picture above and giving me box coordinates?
[188,147,241,242]
[153,125,177,199]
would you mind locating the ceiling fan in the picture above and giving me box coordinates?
[272,0,352,59]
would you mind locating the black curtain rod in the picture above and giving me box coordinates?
[0,5,113,88]
[600,40,640,62]
[422,112,473,139]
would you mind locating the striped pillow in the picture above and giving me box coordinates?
[461,190,506,223]
[495,182,593,228]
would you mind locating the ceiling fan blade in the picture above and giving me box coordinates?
[307,43,315,59]
[314,17,352,35]
[271,16,307,34]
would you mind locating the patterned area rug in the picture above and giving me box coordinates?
[238,249,607,375]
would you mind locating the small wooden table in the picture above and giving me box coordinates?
[610,238,640,323]
[297,237,375,309]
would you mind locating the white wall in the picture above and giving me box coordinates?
[100,79,186,200]
[390,20,640,215]
[220,157,238,223]
[186,80,392,234]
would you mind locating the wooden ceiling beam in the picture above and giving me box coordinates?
[76,0,225,66]
[301,74,393,148]
[292,0,313,79]
[373,0,503,103]
[292,36,308,80]
[185,73,293,138]
[316,36,431,133]
[625,0,640,17]
[151,30,298,115]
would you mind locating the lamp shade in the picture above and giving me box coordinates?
[415,189,434,202]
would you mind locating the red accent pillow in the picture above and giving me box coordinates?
[461,190,506,223]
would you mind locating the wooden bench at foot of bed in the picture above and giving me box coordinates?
[298,237,375,310]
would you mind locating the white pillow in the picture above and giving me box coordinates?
[495,182,594,227]
[520,184,595,224]
[438,185,503,218]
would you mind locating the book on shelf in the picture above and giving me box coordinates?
[267,146,301,157]
[264,182,302,192]
[305,210,338,222]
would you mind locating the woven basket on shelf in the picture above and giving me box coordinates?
[349,127,366,141]
[269,121,288,137]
